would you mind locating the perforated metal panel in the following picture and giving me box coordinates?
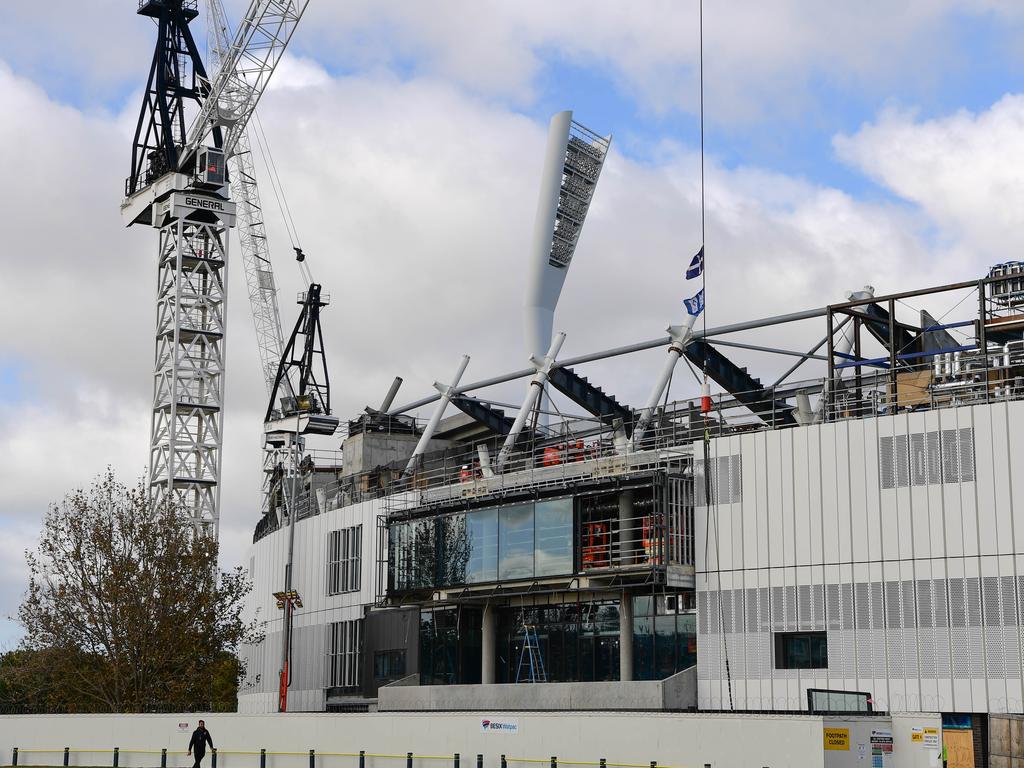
[826,584,841,630]
[798,584,811,629]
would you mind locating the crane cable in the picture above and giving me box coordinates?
[697,0,734,713]
[250,113,316,286]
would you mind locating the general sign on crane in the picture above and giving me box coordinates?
[121,0,310,535]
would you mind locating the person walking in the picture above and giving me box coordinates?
[187,720,215,768]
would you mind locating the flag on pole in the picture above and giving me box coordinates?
[686,246,704,280]
[683,288,705,317]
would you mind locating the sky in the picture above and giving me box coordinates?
[2,0,1024,648]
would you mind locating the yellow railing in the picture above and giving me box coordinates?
[6,748,696,768]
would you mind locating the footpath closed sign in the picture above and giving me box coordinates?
[824,727,850,750]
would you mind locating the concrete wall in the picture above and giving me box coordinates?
[379,667,696,712]
[0,712,831,768]
[697,400,1024,714]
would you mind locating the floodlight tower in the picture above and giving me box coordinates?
[524,112,611,364]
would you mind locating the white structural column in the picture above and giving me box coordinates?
[496,333,566,472]
[481,603,496,685]
[524,111,611,362]
[150,211,233,534]
[630,315,698,447]
[404,355,471,476]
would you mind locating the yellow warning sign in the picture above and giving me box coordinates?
[824,727,850,750]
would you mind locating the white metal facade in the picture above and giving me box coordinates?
[237,496,384,713]
[696,399,1024,714]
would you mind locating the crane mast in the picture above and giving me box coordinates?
[122,0,309,534]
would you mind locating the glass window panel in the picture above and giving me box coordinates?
[634,616,655,680]
[499,503,535,580]
[466,509,498,583]
[535,498,573,577]
[438,514,468,587]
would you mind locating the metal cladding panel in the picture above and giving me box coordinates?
[991,404,1015,554]
[697,401,1024,714]
[793,428,812,567]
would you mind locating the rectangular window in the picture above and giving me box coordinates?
[326,619,362,688]
[327,525,362,595]
[466,509,499,583]
[374,649,407,680]
[498,503,535,580]
[880,428,974,489]
[534,499,573,577]
[775,631,828,669]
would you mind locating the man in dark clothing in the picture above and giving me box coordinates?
[187,720,215,768]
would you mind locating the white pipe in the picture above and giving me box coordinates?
[630,314,697,448]
[476,444,495,478]
[496,332,566,472]
[403,355,470,476]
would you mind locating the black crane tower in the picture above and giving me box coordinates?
[126,0,219,197]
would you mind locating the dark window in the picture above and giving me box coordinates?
[374,649,407,680]
[775,631,828,669]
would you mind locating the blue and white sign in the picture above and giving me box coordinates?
[481,718,520,735]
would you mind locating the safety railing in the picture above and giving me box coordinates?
[6,749,724,768]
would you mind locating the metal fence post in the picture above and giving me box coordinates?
[407,753,413,768]
[599,761,606,768]
[650,762,657,768]
[114,747,119,767]
[12,748,18,766]
[212,750,218,768]
[454,754,460,768]
[500,756,507,768]
[64,747,70,767]
[309,750,315,768]
[551,758,557,768]
[260,749,266,768]
[161,749,167,768]
[476,755,483,768]
[358,751,365,768]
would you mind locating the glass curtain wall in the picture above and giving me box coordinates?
[495,601,621,683]
[632,594,697,680]
[419,606,482,685]
[390,498,573,591]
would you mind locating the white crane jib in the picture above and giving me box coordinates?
[186,0,310,163]
[496,332,567,473]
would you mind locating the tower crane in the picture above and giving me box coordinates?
[121,0,310,535]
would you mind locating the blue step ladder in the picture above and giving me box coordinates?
[515,624,547,683]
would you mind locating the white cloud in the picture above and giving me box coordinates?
[296,0,1024,122]
[835,95,1024,261]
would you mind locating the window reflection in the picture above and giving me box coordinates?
[499,504,534,580]
[466,509,498,583]
[535,499,573,577]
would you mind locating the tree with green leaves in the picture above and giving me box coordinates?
[2,470,259,713]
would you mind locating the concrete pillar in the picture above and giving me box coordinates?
[619,592,634,682]
[618,490,636,565]
[481,603,496,684]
